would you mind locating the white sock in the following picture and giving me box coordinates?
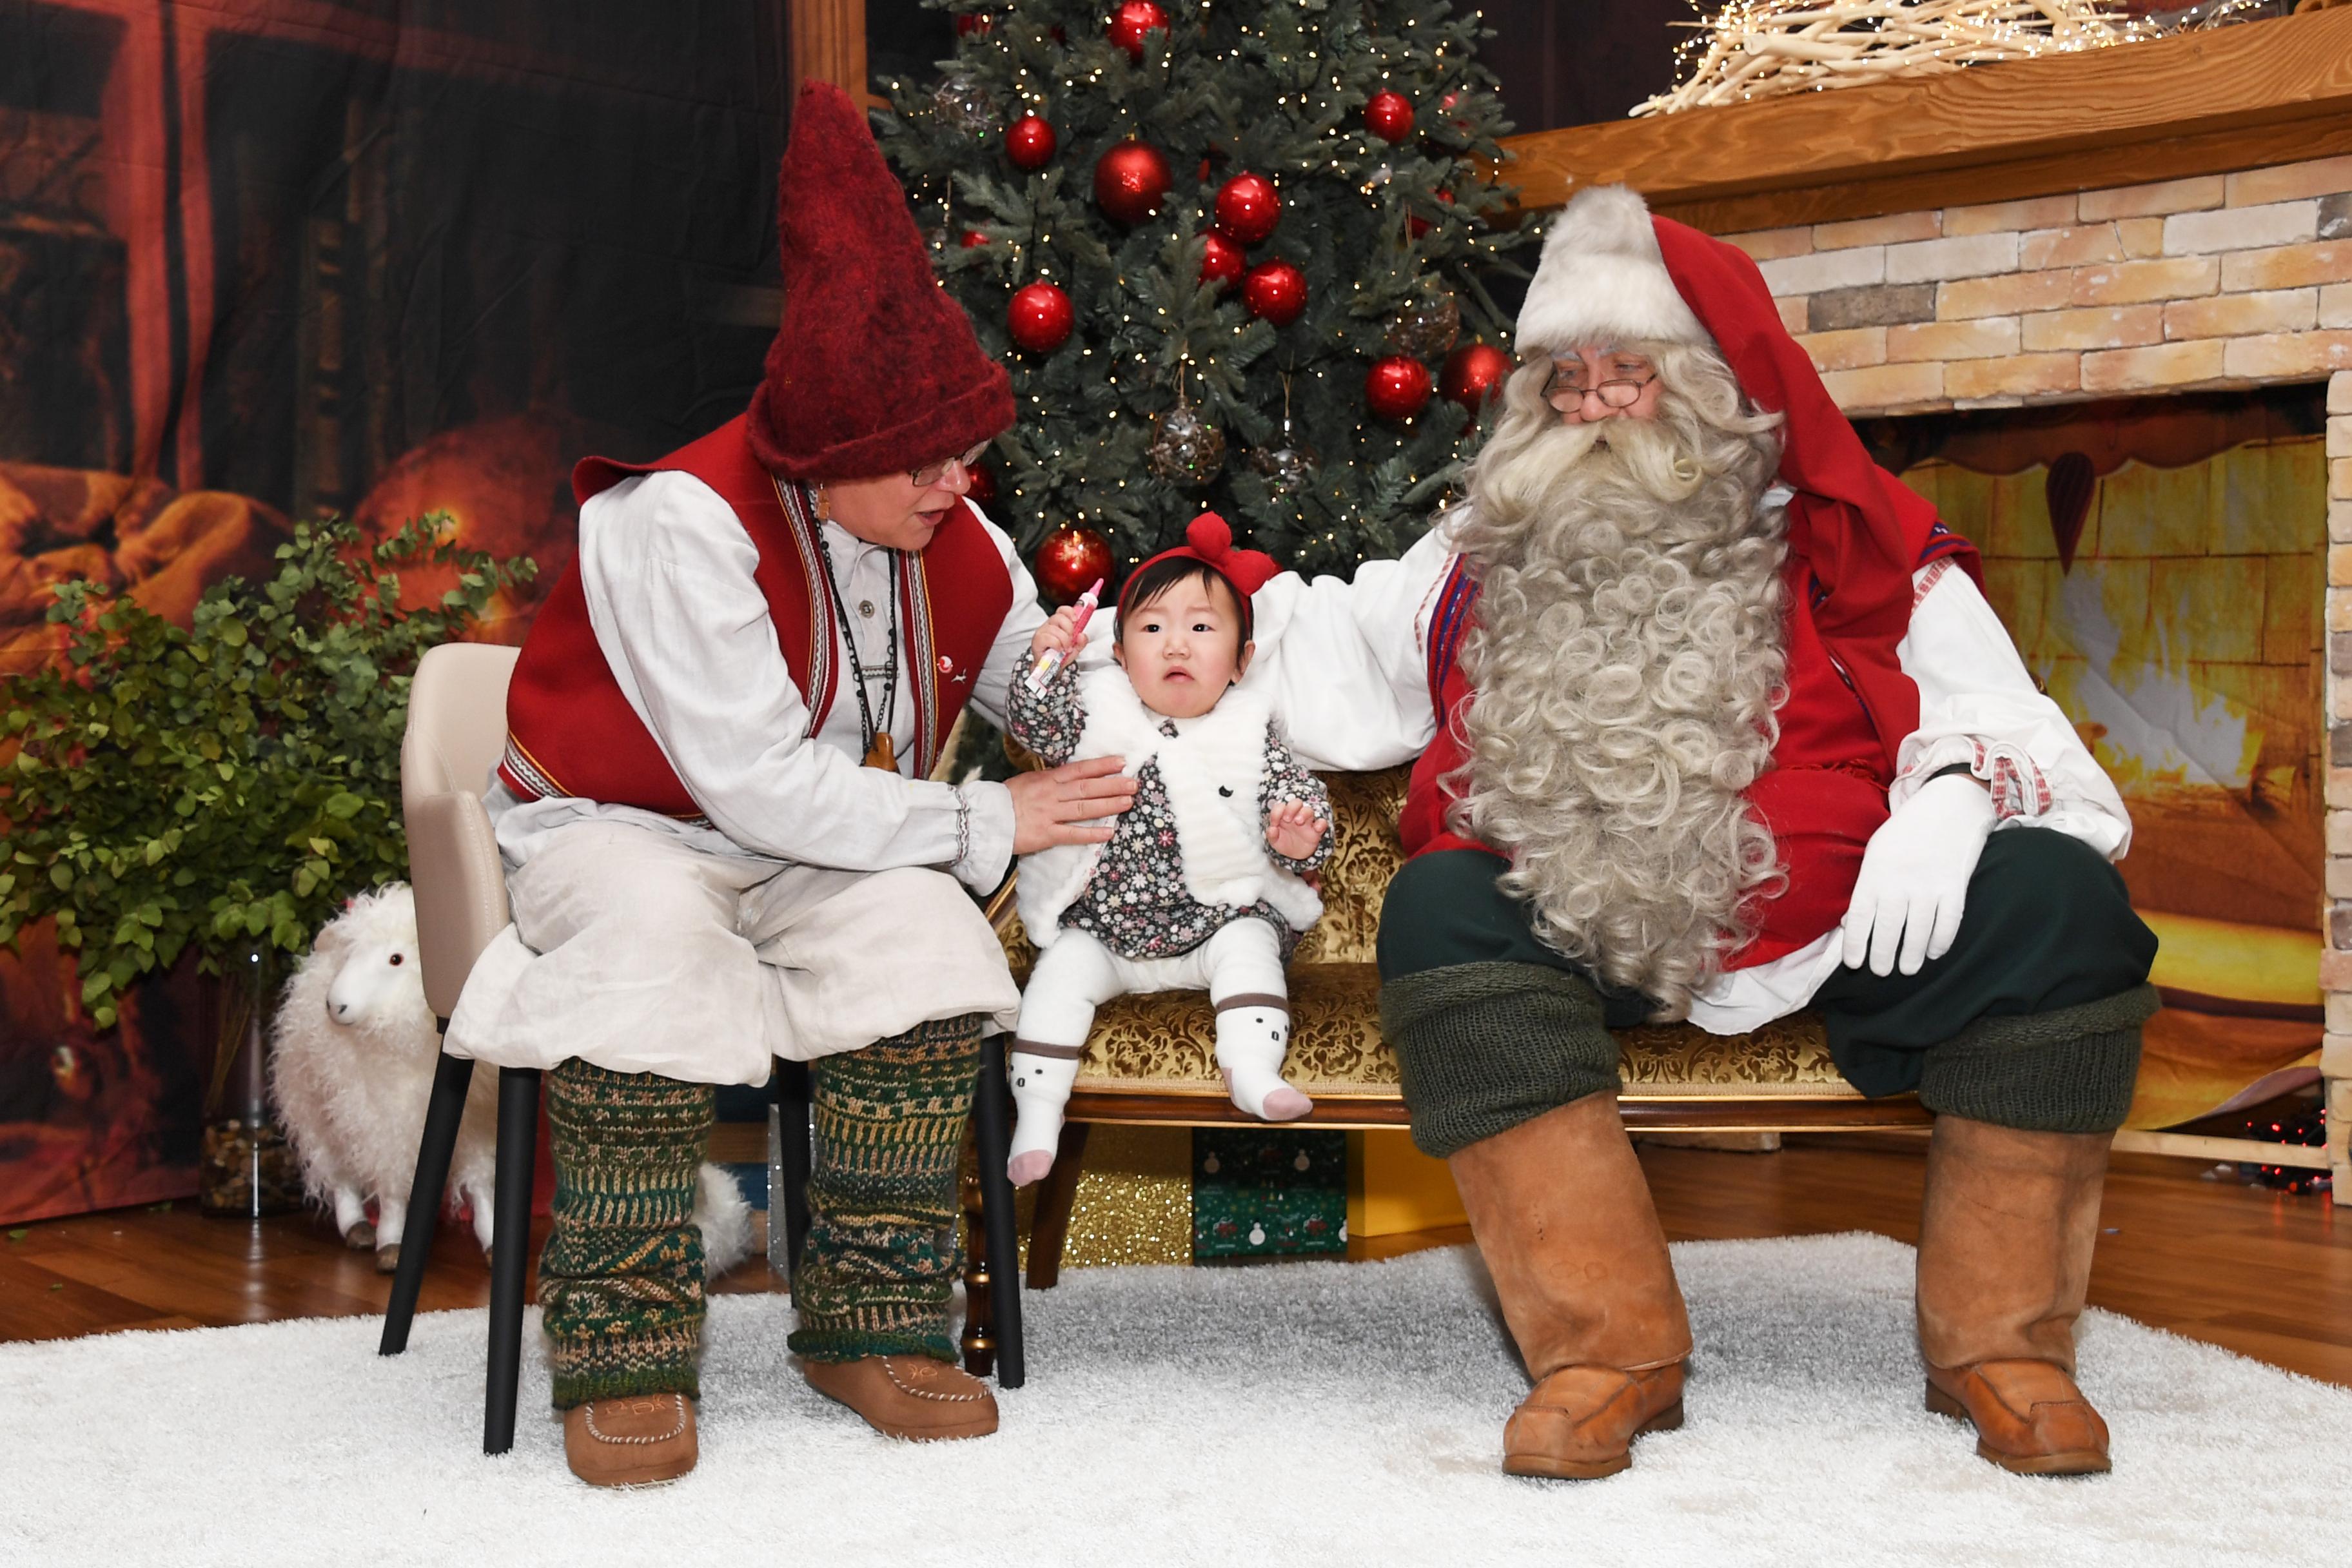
[1007,1049,1081,1184]
[1215,1001,1311,1121]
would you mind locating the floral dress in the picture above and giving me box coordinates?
[1009,666,1332,962]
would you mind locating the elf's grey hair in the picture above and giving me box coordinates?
[1446,342,1789,1016]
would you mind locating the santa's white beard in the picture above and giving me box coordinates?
[1449,404,1790,1016]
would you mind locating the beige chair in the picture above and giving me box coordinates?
[376,642,542,1454]
[380,644,1028,1451]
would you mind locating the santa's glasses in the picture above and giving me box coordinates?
[1544,362,1656,412]
[911,442,990,488]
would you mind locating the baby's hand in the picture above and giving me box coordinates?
[1030,605,1085,660]
[1266,799,1329,861]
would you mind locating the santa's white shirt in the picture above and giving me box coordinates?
[1150,502,2133,1034]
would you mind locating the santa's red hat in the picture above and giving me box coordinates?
[1513,185,1982,771]
[1119,512,1284,637]
[745,82,1014,480]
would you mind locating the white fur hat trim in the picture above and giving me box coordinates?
[1515,185,1713,358]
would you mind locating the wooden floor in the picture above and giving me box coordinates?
[5,1137,2345,1385]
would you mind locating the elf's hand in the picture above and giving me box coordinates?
[1030,605,1085,660]
[1840,772,1997,977]
[1266,799,1329,861]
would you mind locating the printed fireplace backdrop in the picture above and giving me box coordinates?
[1885,387,2331,1132]
[0,0,789,1223]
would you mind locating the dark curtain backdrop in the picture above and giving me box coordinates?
[0,0,787,1224]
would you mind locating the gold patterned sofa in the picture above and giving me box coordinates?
[985,766,1929,1284]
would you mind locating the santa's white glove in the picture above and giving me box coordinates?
[1839,772,1997,978]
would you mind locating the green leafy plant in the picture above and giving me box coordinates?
[0,514,534,1027]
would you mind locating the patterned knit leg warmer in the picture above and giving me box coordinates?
[539,1059,714,1409]
[788,1013,986,1364]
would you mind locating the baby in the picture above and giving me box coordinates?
[1004,513,1333,1186]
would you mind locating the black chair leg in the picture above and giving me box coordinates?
[775,1058,813,1284]
[484,1065,541,1456]
[379,1046,476,1357]
[970,1035,1025,1389]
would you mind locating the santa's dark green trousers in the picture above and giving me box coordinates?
[1376,828,2158,1159]
[538,1013,985,1407]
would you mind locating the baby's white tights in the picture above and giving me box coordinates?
[1006,919,1309,1185]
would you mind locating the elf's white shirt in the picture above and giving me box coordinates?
[1074,504,2133,1034]
[1017,667,1323,950]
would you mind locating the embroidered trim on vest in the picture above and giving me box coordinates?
[1425,554,1478,732]
[904,545,940,778]
[773,478,834,740]
[496,733,715,827]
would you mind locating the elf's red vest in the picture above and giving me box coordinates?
[499,415,1012,819]
[1402,534,1968,970]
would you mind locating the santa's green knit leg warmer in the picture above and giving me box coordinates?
[1379,961,1620,1159]
[538,1059,714,1409]
[788,1013,986,1365]
[1919,983,2157,1134]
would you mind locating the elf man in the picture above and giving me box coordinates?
[1244,186,2157,1480]
[444,83,1137,1487]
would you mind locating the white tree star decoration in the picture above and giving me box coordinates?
[1632,0,2273,115]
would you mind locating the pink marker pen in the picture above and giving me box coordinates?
[1026,577,1104,694]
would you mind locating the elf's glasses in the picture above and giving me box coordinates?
[1544,362,1657,412]
[911,442,990,487]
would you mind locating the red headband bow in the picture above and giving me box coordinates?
[1119,513,1285,616]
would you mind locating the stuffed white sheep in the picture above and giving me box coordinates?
[271,884,755,1279]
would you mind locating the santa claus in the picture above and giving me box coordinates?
[1248,187,2158,1480]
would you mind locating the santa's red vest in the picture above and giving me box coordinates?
[499,415,1012,819]
[1403,531,1970,971]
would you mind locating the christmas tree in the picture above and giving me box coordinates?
[876,0,1533,596]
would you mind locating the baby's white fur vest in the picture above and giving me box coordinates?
[1018,667,1324,950]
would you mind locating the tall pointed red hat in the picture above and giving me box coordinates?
[745,82,1015,480]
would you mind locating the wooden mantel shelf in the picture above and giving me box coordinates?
[1496,6,2352,233]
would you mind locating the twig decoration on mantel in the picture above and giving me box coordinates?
[1632,0,2277,116]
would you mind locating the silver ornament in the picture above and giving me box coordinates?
[931,74,997,137]
[1386,291,1461,359]
[1250,418,1319,496]
[1147,402,1226,487]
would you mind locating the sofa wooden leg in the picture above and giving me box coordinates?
[1026,1121,1091,1289]
[958,1139,997,1378]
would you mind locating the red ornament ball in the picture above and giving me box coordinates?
[1441,342,1512,409]
[1366,355,1433,420]
[1035,525,1114,605]
[1093,140,1171,225]
[1364,90,1415,144]
[963,460,998,508]
[1408,187,1455,240]
[1199,231,1245,287]
[1241,260,1307,327]
[1006,114,1057,170]
[955,11,994,35]
[1008,280,1074,353]
[1213,172,1281,246]
[959,229,990,248]
[1106,0,1170,60]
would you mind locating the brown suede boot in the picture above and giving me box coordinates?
[562,1393,698,1487]
[1449,1092,1692,1480]
[803,1355,999,1441]
[1916,1115,2113,1476]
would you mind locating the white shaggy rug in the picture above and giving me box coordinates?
[3,1233,2342,1567]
